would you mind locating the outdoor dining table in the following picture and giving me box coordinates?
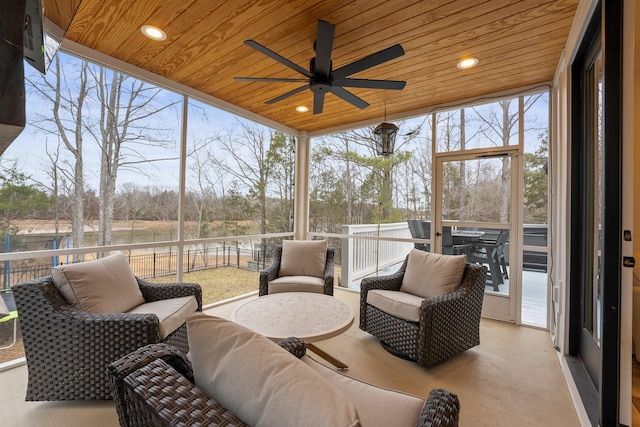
[451,230,485,245]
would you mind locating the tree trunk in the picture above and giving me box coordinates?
[51,58,87,262]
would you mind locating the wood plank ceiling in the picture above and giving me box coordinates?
[44,0,579,134]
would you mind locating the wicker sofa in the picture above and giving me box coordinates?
[108,340,461,427]
[360,252,487,368]
[13,271,202,401]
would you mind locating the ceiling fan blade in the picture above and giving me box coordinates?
[234,77,308,83]
[333,78,406,90]
[332,44,405,80]
[314,20,335,78]
[265,84,310,104]
[313,92,325,114]
[331,86,369,109]
[245,40,313,79]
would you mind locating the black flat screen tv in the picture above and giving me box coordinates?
[23,0,61,74]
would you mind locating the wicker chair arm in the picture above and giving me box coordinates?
[360,271,404,293]
[108,342,192,383]
[122,358,247,427]
[67,307,161,329]
[416,388,460,427]
[360,255,407,296]
[416,264,486,367]
[259,263,280,295]
[109,339,308,427]
[359,257,408,330]
[259,246,282,296]
[322,247,336,295]
[137,279,203,311]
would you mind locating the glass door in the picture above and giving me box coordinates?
[434,149,519,322]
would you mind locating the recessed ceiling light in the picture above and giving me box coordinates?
[457,57,479,70]
[141,25,167,41]
[295,106,310,113]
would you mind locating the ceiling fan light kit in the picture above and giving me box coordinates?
[235,20,406,114]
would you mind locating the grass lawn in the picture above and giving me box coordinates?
[153,266,259,305]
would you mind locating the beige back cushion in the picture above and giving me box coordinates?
[400,249,466,298]
[187,313,360,427]
[278,239,328,278]
[51,252,144,313]
[301,356,425,427]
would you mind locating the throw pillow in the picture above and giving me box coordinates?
[187,313,360,427]
[278,239,328,278]
[51,252,144,313]
[400,249,466,298]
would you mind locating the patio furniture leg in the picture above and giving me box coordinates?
[307,343,348,370]
[487,259,501,291]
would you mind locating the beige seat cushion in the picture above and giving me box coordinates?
[51,253,144,313]
[400,249,466,298]
[268,275,325,294]
[367,289,424,322]
[128,295,197,339]
[187,313,359,427]
[301,355,426,427]
[279,240,327,278]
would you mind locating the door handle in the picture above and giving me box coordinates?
[435,232,442,237]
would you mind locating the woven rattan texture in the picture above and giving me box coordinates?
[124,359,248,426]
[360,260,487,368]
[418,388,460,427]
[259,245,335,296]
[276,336,307,358]
[109,339,309,427]
[13,276,201,400]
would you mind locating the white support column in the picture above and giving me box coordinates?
[176,95,188,280]
[294,132,311,240]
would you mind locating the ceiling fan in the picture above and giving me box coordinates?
[234,20,406,114]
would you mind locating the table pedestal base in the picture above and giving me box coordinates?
[307,343,348,370]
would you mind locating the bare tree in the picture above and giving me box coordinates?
[88,65,179,252]
[28,54,180,257]
[473,95,543,222]
[207,121,277,236]
[265,134,295,233]
[27,55,89,260]
[187,137,223,238]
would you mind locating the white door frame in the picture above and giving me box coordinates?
[433,145,521,323]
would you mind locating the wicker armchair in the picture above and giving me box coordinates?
[108,342,461,427]
[12,276,202,401]
[360,258,487,368]
[259,244,335,296]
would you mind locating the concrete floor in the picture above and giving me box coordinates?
[1,287,580,427]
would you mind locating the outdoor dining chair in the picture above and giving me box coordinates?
[442,226,471,255]
[467,230,509,291]
[407,220,430,251]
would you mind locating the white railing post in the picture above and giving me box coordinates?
[341,222,413,288]
[341,225,353,287]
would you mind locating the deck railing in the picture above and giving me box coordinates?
[340,222,413,288]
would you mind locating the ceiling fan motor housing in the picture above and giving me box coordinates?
[235,20,405,114]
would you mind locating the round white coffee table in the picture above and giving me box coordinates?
[233,292,354,368]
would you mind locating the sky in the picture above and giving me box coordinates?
[3,50,548,196]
